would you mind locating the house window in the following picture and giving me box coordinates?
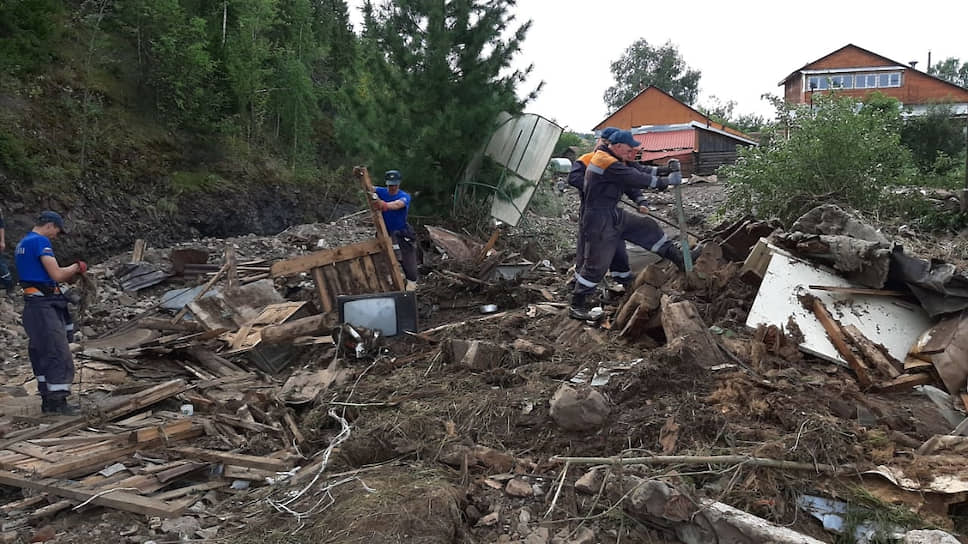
[830,75,853,89]
[855,74,877,89]
[807,76,828,90]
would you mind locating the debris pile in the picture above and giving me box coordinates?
[1,179,967,543]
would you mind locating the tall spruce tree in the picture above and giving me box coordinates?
[340,0,534,208]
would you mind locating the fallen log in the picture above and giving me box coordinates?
[260,314,330,344]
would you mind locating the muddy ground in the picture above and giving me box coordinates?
[0,180,966,544]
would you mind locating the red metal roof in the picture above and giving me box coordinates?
[633,129,694,161]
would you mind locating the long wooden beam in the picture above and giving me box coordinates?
[270,238,383,278]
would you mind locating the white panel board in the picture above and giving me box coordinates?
[746,252,932,365]
[486,113,562,226]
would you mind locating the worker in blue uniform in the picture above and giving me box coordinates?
[571,130,700,320]
[568,126,653,289]
[15,211,87,415]
[374,170,418,290]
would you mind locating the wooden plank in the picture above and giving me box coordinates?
[354,166,406,290]
[223,465,275,481]
[312,267,333,313]
[0,470,187,518]
[30,499,73,520]
[360,254,382,292]
[29,435,119,447]
[214,414,280,434]
[169,447,292,471]
[39,425,203,479]
[874,373,934,393]
[811,299,872,388]
[131,239,147,262]
[344,259,368,294]
[371,253,396,292]
[808,285,909,297]
[225,244,238,291]
[131,419,193,444]
[6,443,62,463]
[904,356,934,372]
[321,264,344,298]
[152,480,229,501]
[99,380,188,423]
[1,494,48,512]
[270,239,383,278]
[842,324,902,378]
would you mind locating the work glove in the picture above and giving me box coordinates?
[76,261,88,275]
[665,172,682,186]
[667,159,681,172]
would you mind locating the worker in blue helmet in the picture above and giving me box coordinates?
[374,170,418,289]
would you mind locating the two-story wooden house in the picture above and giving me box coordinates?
[779,44,968,116]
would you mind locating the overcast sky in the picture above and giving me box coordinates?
[347,1,968,132]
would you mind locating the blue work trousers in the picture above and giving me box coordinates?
[0,254,12,290]
[575,195,631,284]
[22,295,75,400]
[574,207,668,296]
[390,225,419,282]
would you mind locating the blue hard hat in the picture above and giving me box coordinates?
[600,127,619,140]
[608,130,641,148]
[384,170,402,185]
[38,210,67,234]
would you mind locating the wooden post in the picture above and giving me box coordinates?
[131,239,147,263]
[354,166,406,291]
[225,243,238,291]
[811,299,872,388]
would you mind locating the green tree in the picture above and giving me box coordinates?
[929,57,968,88]
[603,39,701,111]
[339,0,535,208]
[901,102,966,174]
[0,0,63,75]
[721,93,914,225]
[553,132,585,157]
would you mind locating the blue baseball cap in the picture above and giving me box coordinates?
[38,210,67,234]
[384,170,402,185]
[600,127,619,141]
[608,130,641,148]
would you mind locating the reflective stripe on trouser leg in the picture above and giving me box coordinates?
[36,375,48,396]
[617,211,668,255]
[22,296,75,400]
[574,209,621,297]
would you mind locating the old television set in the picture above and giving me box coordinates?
[337,292,418,336]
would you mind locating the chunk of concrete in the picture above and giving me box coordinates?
[549,384,610,432]
[442,339,508,371]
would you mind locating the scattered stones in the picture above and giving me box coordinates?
[476,512,500,527]
[904,530,961,544]
[442,338,509,371]
[160,516,200,539]
[549,384,610,432]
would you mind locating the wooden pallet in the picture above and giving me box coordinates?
[270,166,406,312]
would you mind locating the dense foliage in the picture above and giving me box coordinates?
[929,57,968,89]
[721,94,915,225]
[603,39,701,111]
[0,0,533,210]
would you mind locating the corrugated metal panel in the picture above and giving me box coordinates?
[634,129,694,161]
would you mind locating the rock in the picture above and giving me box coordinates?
[569,527,596,544]
[506,478,533,497]
[575,468,605,494]
[904,530,961,544]
[442,338,508,370]
[525,527,551,544]
[160,516,201,538]
[476,512,500,527]
[0,532,18,544]
[549,384,610,432]
[29,526,56,543]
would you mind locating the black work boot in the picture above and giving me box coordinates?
[658,240,703,271]
[569,293,604,322]
[40,396,52,414]
[46,397,79,416]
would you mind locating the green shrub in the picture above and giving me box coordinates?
[720,93,915,225]
[0,0,63,75]
[901,102,966,174]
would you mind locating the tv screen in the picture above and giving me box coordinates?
[337,292,417,336]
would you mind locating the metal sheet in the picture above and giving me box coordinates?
[746,252,932,365]
[486,113,562,226]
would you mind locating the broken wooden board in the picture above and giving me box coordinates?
[0,470,190,518]
[811,299,871,388]
[746,251,932,366]
[168,447,292,471]
[911,312,968,394]
[220,301,308,354]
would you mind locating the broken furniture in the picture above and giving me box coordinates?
[269,167,405,313]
